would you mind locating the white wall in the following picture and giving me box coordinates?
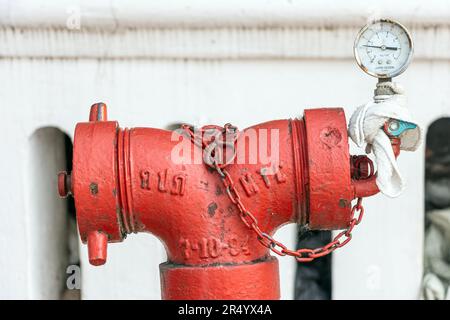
[0,0,449,299]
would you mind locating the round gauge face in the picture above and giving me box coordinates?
[354,19,413,78]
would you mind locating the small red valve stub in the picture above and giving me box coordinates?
[87,231,108,266]
[57,171,71,198]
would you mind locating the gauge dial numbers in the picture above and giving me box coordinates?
[354,20,413,78]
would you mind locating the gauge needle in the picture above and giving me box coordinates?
[363,45,398,51]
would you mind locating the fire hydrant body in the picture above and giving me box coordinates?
[60,104,379,300]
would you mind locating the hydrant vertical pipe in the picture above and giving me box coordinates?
[160,257,280,300]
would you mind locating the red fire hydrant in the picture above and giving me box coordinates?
[58,103,386,300]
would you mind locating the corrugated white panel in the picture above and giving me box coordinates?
[2,26,450,60]
[1,0,450,29]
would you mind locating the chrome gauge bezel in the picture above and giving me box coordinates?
[354,19,413,79]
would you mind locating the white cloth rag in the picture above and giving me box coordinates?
[348,82,423,197]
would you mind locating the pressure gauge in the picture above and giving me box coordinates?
[354,19,413,79]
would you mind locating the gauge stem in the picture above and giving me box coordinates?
[374,78,394,103]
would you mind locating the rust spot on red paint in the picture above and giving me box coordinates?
[320,127,342,148]
[207,202,218,217]
[199,180,209,191]
[89,182,98,195]
[226,206,235,217]
[339,199,349,208]
[215,185,223,196]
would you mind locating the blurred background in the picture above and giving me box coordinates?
[0,0,448,300]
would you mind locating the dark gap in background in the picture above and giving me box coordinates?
[294,229,332,300]
[61,134,81,300]
[423,118,450,300]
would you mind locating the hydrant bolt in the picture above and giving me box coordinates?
[89,102,108,122]
[57,171,71,198]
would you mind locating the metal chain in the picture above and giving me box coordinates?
[181,124,365,262]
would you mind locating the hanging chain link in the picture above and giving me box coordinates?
[180,123,365,262]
